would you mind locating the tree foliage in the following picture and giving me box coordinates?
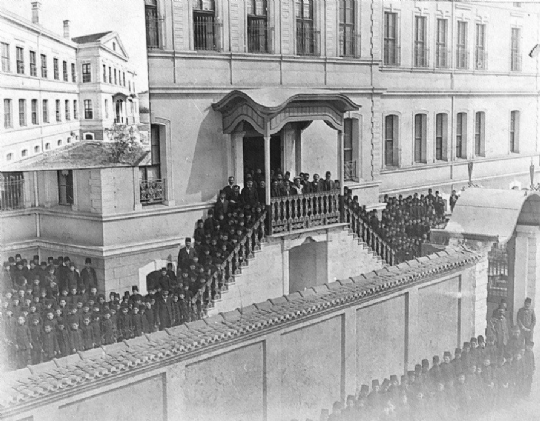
[106,124,146,165]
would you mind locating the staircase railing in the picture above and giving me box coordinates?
[343,203,398,266]
[191,210,267,317]
[270,190,341,234]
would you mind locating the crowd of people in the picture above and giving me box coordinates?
[345,188,453,261]
[292,298,536,421]
[294,337,535,420]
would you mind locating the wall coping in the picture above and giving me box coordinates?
[0,246,483,416]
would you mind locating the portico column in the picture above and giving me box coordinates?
[264,134,272,234]
[337,130,344,195]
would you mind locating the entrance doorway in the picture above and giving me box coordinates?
[243,135,281,175]
[289,240,328,293]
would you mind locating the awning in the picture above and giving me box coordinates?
[212,88,360,135]
[443,188,540,244]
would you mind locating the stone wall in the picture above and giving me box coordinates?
[0,247,486,421]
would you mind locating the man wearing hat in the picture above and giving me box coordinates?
[440,351,454,382]
[517,297,536,345]
[241,179,258,208]
[81,257,98,290]
[178,238,198,271]
[487,308,509,357]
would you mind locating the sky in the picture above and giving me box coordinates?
[2,0,149,91]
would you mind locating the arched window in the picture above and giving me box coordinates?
[435,113,448,161]
[6,153,13,161]
[34,145,40,153]
[67,137,72,144]
[384,114,399,167]
[475,112,485,156]
[21,149,28,157]
[414,113,427,163]
[456,112,467,159]
[57,139,62,146]
[45,143,51,150]
[84,133,94,140]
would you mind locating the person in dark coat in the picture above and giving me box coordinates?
[91,314,102,347]
[28,316,42,365]
[14,315,32,368]
[80,258,98,290]
[131,305,143,337]
[257,180,266,206]
[517,297,536,345]
[156,290,173,330]
[177,238,198,271]
[81,316,94,350]
[69,321,83,354]
[214,191,229,216]
[221,176,235,201]
[42,322,60,362]
[56,320,70,357]
[241,180,259,208]
[101,311,115,345]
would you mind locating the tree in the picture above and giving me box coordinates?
[105,123,146,165]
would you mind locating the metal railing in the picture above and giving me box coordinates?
[0,177,25,211]
[344,203,397,266]
[435,46,450,68]
[194,210,267,317]
[414,45,429,68]
[487,243,509,300]
[146,17,163,49]
[140,178,165,205]
[194,15,221,51]
[456,47,469,69]
[339,28,360,58]
[475,48,487,70]
[296,25,321,56]
[383,43,400,66]
[344,161,357,182]
[270,190,341,234]
[247,18,272,53]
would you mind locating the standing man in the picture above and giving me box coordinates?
[487,309,510,357]
[517,297,536,345]
[177,238,198,271]
[222,176,235,200]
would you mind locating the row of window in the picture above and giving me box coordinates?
[4,137,75,162]
[145,0,523,70]
[3,98,94,129]
[100,63,131,89]
[382,110,520,167]
[0,42,79,81]
[384,13,521,71]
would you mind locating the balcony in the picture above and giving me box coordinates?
[194,15,222,52]
[140,178,166,206]
[414,45,429,68]
[296,25,321,57]
[383,43,400,66]
[344,161,357,182]
[456,47,469,69]
[270,190,340,234]
[475,48,487,70]
[0,175,25,211]
[247,18,272,54]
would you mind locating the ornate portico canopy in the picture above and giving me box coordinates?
[212,88,360,135]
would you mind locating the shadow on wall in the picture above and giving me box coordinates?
[186,105,229,202]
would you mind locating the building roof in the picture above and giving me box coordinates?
[0,246,481,413]
[0,141,149,172]
[71,31,112,44]
[443,188,540,244]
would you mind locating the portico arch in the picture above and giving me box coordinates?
[212,88,360,214]
[438,188,540,326]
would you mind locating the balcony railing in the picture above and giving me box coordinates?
[511,54,522,72]
[383,43,400,66]
[475,48,487,70]
[140,178,165,205]
[247,18,272,53]
[0,177,25,211]
[435,46,450,68]
[344,161,357,182]
[296,25,321,56]
[456,47,469,69]
[194,210,267,317]
[487,243,509,301]
[270,190,340,234]
[194,15,222,52]
[344,203,397,266]
[414,45,429,68]
[339,28,360,58]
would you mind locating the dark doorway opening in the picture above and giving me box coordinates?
[243,135,281,175]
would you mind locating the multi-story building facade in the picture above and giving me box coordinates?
[0,2,140,165]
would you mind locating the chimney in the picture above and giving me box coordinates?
[63,20,70,39]
[31,1,41,25]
